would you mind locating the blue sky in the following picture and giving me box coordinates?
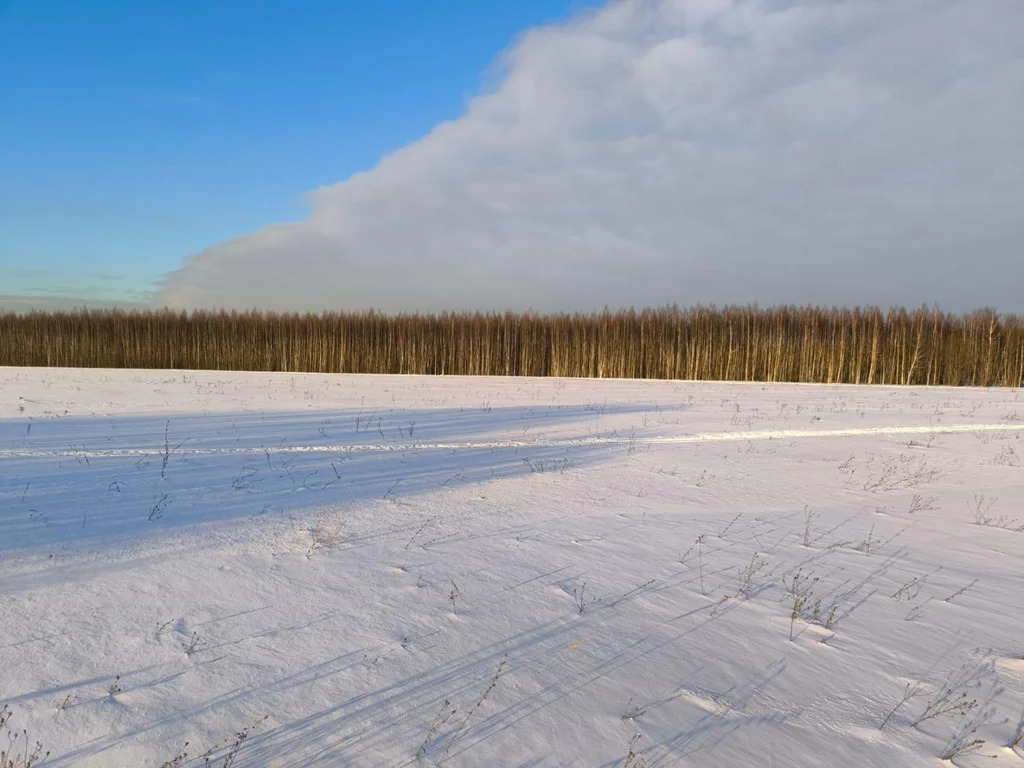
[0,0,600,307]
[4,1,1021,314]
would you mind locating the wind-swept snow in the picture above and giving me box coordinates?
[1,368,1023,766]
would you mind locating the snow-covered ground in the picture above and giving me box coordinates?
[2,368,1023,767]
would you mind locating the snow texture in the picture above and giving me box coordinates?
[2,368,1023,766]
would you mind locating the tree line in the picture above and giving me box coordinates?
[2,306,1022,386]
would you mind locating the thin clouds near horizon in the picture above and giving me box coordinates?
[159,0,1024,314]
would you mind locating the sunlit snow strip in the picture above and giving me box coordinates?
[0,422,1018,459]
[646,422,1021,444]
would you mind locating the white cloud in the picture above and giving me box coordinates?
[159,0,1024,313]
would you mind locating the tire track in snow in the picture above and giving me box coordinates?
[0,422,1018,459]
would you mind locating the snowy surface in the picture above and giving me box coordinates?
[1,368,1023,767]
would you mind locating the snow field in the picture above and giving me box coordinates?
[1,368,1023,767]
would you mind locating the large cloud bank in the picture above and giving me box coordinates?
[160,0,1024,313]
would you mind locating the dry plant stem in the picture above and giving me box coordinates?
[405,515,436,550]
[573,582,588,614]
[943,579,978,603]
[1009,708,1024,752]
[622,697,647,720]
[678,539,696,564]
[969,494,997,524]
[695,534,706,595]
[911,688,978,727]
[183,631,203,657]
[160,421,185,479]
[969,494,1024,531]
[160,743,190,768]
[201,716,268,768]
[858,522,876,554]
[908,494,938,514]
[789,592,807,641]
[621,732,647,768]
[880,682,923,730]
[0,706,49,768]
[149,493,171,521]
[736,553,768,598]
[448,579,461,615]
[609,579,656,608]
[417,699,457,757]
[438,656,508,764]
[891,576,923,601]
[939,729,985,761]
[718,513,742,538]
[802,506,816,547]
